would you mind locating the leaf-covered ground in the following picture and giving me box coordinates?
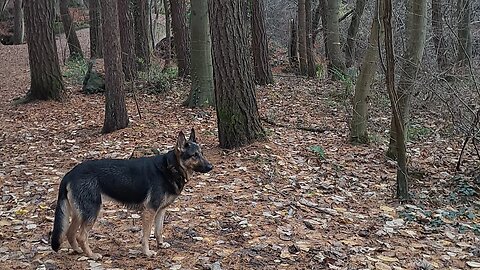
[0,30,479,270]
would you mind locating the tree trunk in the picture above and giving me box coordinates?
[133,0,151,71]
[186,0,214,107]
[209,0,265,149]
[60,0,83,60]
[387,0,427,160]
[383,0,408,201]
[170,0,190,77]
[456,0,471,67]
[305,0,316,77]
[89,0,103,58]
[100,0,129,133]
[118,0,137,80]
[350,0,382,144]
[163,0,171,68]
[311,1,321,44]
[345,0,366,68]
[324,0,345,75]
[288,18,298,67]
[23,0,65,101]
[297,0,307,75]
[12,0,24,44]
[319,0,329,57]
[251,0,273,85]
[431,0,448,72]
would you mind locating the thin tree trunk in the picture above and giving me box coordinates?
[251,0,273,85]
[312,1,322,44]
[118,0,137,80]
[163,0,171,68]
[89,0,103,58]
[13,0,24,44]
[324,0,345,75]
[23,0,65,101]
[100,0,129,133]
[431,0,448,71]
[288,18,298,67]
[133,0,151,71]
[60,0,83,60]
[209,0,265,149]
[350,0,382,144]
[298,0,307,75]
[170,0,190,77]
[345,0,366,68]
[187,0,214,107]
[387,0,427,160]
[305,0,316,77]
[456,0,471,67]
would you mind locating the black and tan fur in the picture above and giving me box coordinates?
[50,129,212,259]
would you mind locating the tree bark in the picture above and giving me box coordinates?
[12,0,24,44]
[345,0,366,68]
[431,0,448,71]
[387,0,427,160]
[133,0,151,71]
[187,0,214,107]
[170,0,190,77]
[209,0,265,149]
[118,0,137,81]
[297,0,307,75]
[305,0,316,77]
[89,0,103,58]
[350,1,382,144]
[288,18,298,67]
[251,0,273,85]
[456,0,471,67]
[163,0,172,68]
[24,0,65,101]
[383,0,408,200]
[100,0,129,133]
[311,1,322,44]
[60,0,83,60]
[324,0,345,75]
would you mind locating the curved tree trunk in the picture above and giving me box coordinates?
[297,0,307,75]
[133,0,151,71]
[431,0,448,72]
[187,0,214,107]
[387,0,427,160]
[345,0,366,68]
[324,0,345,75]
[305,0,316,77]
[456,0,471,67]
[12,0,24,44]
[101,0,129,133]
[118,0,137,81]
[251,0,273,85]
[60,0,83,60]
[89,0,103,58]
[24,0,65,102]
[209,0,265,149]
[170,0,190,77]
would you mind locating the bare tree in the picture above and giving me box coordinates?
[345,0,366,68]
[170,0,190,77]
[251,0,274,85]
[12,0,24,44]
[456,0,471,67]
[297,0,307,75]
[305,0,316,77]
[118,0,137,80]
[133,0,151,71]
[60,0,83,60]
[89,0,103,58]
[324,0,345,75]
[432,0,448,71]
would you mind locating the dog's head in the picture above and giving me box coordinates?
[175,128,213,174]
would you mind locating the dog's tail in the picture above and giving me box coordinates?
[51,178,70,252]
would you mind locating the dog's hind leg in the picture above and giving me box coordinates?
[66,213,82,253]
[154,208,170,249]
[142,209,157,257]
[77,220,102,260]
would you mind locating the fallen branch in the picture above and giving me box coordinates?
[261,117,330,133]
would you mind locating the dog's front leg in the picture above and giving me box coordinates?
[154,208,170,249]
[141,210,157,257]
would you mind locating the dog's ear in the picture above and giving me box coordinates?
[176,131,187,152]
[188,128,196,142]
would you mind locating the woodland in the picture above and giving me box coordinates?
[0,0,479,269]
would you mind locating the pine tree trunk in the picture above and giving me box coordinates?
[387,0,427,161]
[297,0,307,75]
[350,1,383,144]
[305,0,316,77]
[24,0,65,102]
[163,0,171,67]
[251,0,273,85]
[60,0,83,60]
[456,0,471,67]
[100,0,129,133]
[345,0,366,68]
[12,0,24,44]
[209,0,265,149]
[431,0,448,71]
[118,0,137,81]
[89,0,103,58]
[170,0,190,77]
[187,0,214,107]
[133,0,151,71]
[324,0,345,75]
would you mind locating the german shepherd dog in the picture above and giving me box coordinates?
[50,129,213,259]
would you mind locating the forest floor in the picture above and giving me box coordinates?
[0,30,479,270]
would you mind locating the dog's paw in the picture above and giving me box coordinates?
[158,242,171,249]
[144,250,157,257]
[73,247,83,254]
[89,253,103,260]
